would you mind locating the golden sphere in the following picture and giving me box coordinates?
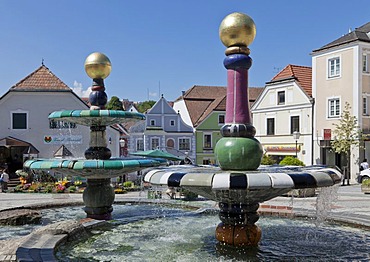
[84,52,112,79]
[219,12,256,47]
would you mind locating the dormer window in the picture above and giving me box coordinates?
[277,91,285,105]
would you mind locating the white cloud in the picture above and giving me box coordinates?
[72,81,91,97]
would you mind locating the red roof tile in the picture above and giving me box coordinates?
[11,65,71,91]
[270,64,312,96]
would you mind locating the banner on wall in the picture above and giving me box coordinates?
[264,144,300,152]
[43,135,83,144]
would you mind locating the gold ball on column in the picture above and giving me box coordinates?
[219,12,256,47]
[84,52,112,79]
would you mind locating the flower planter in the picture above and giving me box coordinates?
[361,184,370,194]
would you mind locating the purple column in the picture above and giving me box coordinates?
[225,68,251,124]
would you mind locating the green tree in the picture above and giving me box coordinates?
[106,96,123,110]
[136,100,156,113]
[331,102,363,181]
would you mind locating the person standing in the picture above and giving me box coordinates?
[0,168,9,193]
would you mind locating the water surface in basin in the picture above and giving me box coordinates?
[56,206,370,261]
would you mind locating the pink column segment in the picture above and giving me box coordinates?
[225,68,251,124]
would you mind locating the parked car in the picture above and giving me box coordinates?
[358,169,370,183]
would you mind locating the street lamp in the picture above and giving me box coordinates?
[293,131,301,158]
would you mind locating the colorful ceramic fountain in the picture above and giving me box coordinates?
[24,52,167,219]
[144,12,342,246]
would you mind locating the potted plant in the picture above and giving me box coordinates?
[361,178,370,194]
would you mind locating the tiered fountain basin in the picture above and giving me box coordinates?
[48,109,145,126]
[24,157,167,179]
[144,165,342,204]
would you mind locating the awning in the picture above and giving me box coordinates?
[0,136,39,154]
[130,149,183,161]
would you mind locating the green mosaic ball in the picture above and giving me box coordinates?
[215,137,263,170]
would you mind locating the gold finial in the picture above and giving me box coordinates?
[219,12,256,48]
[84,52,112,79]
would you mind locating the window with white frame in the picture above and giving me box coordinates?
[204,134,212,149]
[170,120,175,126]
[328,98,340,118]
[290,116,300,134]
[136,139,144,151]
[363,54,368,72]
[277,91,285,105]
[328,57,340,78]
[11,111,28,130]
[179,138,190,150]
[266,118,275,135]
[363,97,368,115]
[151,137,159,150]
[150,119,155,126]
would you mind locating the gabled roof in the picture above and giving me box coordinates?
[10,65,71,92]
[269,64,312,97]
[313,22,370,53]
[177,85,226,127]
[177,85,263,127]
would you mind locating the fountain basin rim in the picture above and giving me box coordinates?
[143,164,342,203]
[48,110,145,126]
[24,158,168,179]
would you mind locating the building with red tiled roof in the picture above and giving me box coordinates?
[270,64,312,97]
[251,65,314,165]
[173,85,263,165]
[0,64,120,174]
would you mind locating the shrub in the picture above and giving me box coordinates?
[261,154,276,165]
[67,186,77,193]
[279,156,305,166]
[44,184,54,193]
[123,181,133,188]
[362,178,370,185]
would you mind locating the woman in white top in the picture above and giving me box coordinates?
[0,168,9,192]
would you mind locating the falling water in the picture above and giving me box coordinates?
[315,185,339,225]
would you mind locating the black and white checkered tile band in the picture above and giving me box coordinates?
[144,165,342,190]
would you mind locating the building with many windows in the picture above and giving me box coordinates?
[312,21,370,182]
[252,65,313,165]
[0,65,120,176]
[128,95,194,162]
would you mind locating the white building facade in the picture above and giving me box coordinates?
[252,65,314,165]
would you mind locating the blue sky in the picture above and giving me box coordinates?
[1,0,370,102]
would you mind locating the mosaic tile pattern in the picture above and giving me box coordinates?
[144,165,342,204]
[24,158,167,179]
[48,110,145,126]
